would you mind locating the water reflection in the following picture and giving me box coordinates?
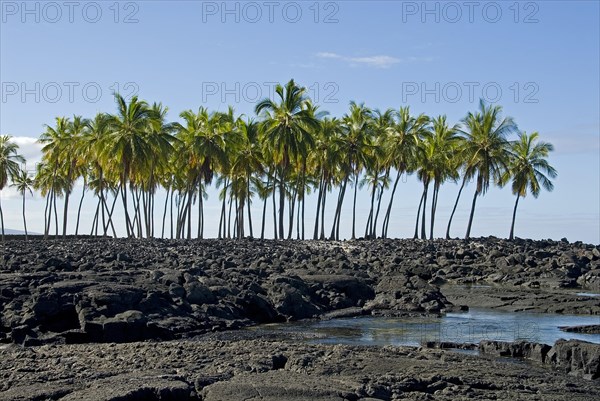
[267,308,600,347]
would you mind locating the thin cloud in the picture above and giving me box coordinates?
[315,52,430,69]
[6,136,42,171]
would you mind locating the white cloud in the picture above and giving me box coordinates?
[315,52,430,69]
[10,136,42,171]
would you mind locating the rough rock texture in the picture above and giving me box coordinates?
[560,325,600,334]
[1,237,599,345]
[479,339,600,380]
[1,332,600,401]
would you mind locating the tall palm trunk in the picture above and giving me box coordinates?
[62,164,73,238]
[301,161,307,240]
[351,171,359,239]
[0,196,4,242]
[330,177,348,240]
[246,175,253,238]
[420,182,429,239]
[313,176,324,240]
[90,200,100,236]
[53,191,59,239]
[120,170,133,237]
[102,190,118,238]
[446,177,467,239]
[414,191,424,239]
[320,184,327,240]
[278,168,285,239]
[75,181,87,237]
[162,185,170,239]
[227,194,234,239]
[465,189,479,240]
[169,188,174,239]
[429,183,440,240]
[509,195,520,240]
[44,189,53,238]
[336,178,349,240]
[21,192,28,240]
[364,184,376,238]
[287,186,297,239]
[260,176,269,239]
[382,171,401,238]
[272,178,278,239]
[373,185,384,238]
[198,190,204,239]
[43,191,50,239]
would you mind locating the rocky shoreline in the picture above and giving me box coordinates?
[1,237,599,400]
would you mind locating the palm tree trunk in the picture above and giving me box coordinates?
[186,190,192,240]
[75,181,87,237]
[261,176,269,239]
[246,175,253,238]
[227,194,233,239]
[278,169,285,240]
[365,184,376,238]
[301,161,306,240]
[272,179,278,239]
[53,191,59,239]
[287,186,297,239]
[62,190,70,238]
[169,188,174,239]
[330,178,347,240]
[382,171,401,238]
[446,177,467,239]
[420,182,429,239]
[313,176,323,240]
[0,195,4,242]
[120,172,132,237]
[351,172,359,239]
[43,191,50,239]
[429,184,439,240]
[465,189,479,240]
[22,192,28,240]
[198,187,204,239]
[373,186,384,238]
[45,189,53,238]
[62,165,73,238]
[102,190,118,238]
[414,191,424,239]
[509,195,520,240]
[333,177,348,240]
[320,184,327,240]
[90,200,100,236]
[218,187,225,239]
[162,185,170,239]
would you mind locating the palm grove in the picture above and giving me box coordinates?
[0,80,557,241]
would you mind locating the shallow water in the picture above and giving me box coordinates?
[576,292,600,297]
[266,308,600,347]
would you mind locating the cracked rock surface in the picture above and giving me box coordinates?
[1,332,599,401]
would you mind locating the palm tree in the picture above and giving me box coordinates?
[311,117,343,240]
[231,118,263,238]
[39,116,71,238]
[427,116,461,239]
[10,169,34,240]
[381,107,428,238]
[255,79,319,239]
[502,132,557,240]
[83,113,114,237]
[104,94,154,237]
[0,135,25,241]
[330,102,374,239]
[460,100,518,240]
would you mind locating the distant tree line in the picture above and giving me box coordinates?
[0,79,557,242]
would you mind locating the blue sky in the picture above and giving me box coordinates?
[1,0,599,243]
